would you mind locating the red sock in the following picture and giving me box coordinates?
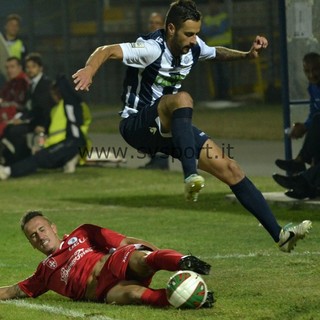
[141,288,170,307]
[145,249,183,271]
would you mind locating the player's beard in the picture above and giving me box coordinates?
[170,35,191,56]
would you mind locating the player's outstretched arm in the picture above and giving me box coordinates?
[72,44,123,91]
[0,284,28,300]
[215,35,268,61]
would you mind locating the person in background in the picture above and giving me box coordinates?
[2,14,27,61]
[0,75,90,179]
[0,52,55,165]
[148,12,164,33]
[0,57,29,138]
[140,11,170,170]
[272,162,320,200]
[201,0,232,100]
[274,52,320,175]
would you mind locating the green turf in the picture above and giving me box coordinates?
[0,167,318,320]
[89,103,284,141]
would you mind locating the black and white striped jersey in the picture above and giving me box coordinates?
[119,29,216,118]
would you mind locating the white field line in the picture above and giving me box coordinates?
[1,251,319,270]
[204,250,320,260]
[0,300,117,320]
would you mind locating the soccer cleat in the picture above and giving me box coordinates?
[278,220,312,253]
[179,255,211,275]
[201,291,215,308]
[184,174,205,202]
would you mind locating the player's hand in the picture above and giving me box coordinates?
[72,66,93,91]
[248,35,268,58]
[290,122,307,139]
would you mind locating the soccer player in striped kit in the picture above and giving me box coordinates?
[73,0,312,252]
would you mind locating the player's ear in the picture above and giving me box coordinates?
[167,23,175,36]
[51,223,58,235]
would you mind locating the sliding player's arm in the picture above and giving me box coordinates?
[0,284,28,300]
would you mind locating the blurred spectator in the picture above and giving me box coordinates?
[273,163,320,200]
[0,57,29,137]
[201,0,232,100]
[24,52,55,133]
[0,52,55,165]
[0,75,91,179]
[2,14,27,61]
[148,12,164,32]
[139,12,169,170]
[275,52,320,174]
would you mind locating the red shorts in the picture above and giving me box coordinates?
[95,244,153,301]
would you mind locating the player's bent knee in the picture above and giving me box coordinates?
[174,91,193,108]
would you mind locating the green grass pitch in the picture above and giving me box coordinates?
[0,167,319,320]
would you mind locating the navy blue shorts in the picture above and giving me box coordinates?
[119,100,210,159]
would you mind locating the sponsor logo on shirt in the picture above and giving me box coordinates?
[60,247,93,285]
[155,73,186,87]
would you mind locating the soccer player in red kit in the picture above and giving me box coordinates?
[0,210,213,308]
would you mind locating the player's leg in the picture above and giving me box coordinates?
[127,250,211,279]
[198,138,312,251]
[105,280,169,307]
[158,92,205,201]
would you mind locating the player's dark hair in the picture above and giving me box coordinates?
[20,210,52,231]
[25,52,43,67]
[165,0,201,31]
[303,52,320,65]
[6,56,22,66]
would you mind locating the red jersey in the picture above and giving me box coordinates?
[18,224,125,300]
[0,71,29,108]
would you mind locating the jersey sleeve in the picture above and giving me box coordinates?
[197,36,216,60]
[83,224,126,249]
[18,268,48,298]
[119,38,162,68]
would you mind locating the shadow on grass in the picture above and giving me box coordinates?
[62,192,320,222]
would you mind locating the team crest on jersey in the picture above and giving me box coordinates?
[46,258,57,269]
[182,55,191,64]
[67,237,78,245]
[131,42,145,48]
